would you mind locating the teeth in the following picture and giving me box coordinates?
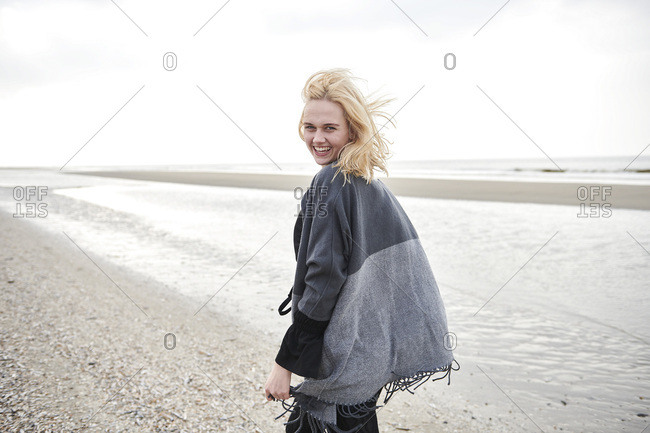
[314,146,331,152]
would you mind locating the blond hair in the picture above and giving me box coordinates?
[299,68,395,185]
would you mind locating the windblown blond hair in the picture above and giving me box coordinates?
[299,68,395,185]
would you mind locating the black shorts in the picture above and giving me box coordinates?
[285,392,380,433]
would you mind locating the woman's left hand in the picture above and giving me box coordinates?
[264,362,292,401]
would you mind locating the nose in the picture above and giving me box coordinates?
[313,129,326,144]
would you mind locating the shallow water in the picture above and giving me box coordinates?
[1,169,648,432]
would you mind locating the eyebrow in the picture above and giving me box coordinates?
[303,122,340,126]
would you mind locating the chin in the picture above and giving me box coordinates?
[314,157,335,166]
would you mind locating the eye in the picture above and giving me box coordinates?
[326,126,336,130]
[304,125,315,130]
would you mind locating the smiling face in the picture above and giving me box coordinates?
[302,99,351,166]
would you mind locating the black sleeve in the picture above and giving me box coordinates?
[293,208,303,260]
[274,308,329,379]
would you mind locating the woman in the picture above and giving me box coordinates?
[264,68,457,433]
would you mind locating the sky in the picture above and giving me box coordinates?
[1,0,649,170]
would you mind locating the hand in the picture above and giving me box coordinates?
[264,362,292,401]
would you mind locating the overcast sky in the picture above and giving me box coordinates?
[1,0,649,170]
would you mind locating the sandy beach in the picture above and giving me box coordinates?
[2,168,648,432]
[68,170,650,210]
[0,211,504,432]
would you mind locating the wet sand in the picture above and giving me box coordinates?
[67,170,650,210]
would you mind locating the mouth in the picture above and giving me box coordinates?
[313,145,332,157]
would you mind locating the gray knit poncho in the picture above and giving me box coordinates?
[274,162,457,432]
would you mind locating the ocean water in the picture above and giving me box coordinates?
[0,166,648,432]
